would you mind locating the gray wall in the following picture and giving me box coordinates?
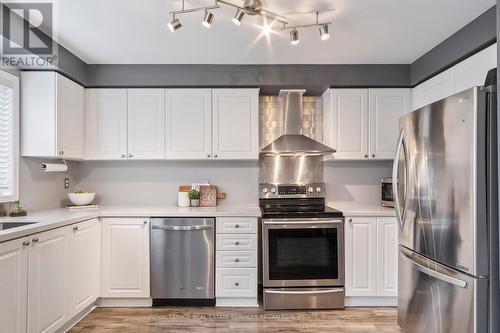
[324,161,392,204]
[410,6,496,86]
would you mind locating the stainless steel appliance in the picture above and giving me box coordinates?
[381,177,394,207]
[395,69,499,333]
[151,217,215,306]
[260,183,345,310]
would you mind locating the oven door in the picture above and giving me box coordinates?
[263,218,344,287]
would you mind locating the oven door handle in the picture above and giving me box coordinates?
[264,289,343,295]
[263,219,343,225]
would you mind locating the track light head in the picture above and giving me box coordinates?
[167,17,182,32]
[290,28,299,45]
[319,24,330,41]
[232,8,245,25]
[202,11,214,28]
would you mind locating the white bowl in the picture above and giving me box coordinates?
[68,192,96,206]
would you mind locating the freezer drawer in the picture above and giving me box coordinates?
[398,246,487,333]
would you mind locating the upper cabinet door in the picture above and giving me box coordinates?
[27,227,71,333]
[0,237,28,333]
[368,89,410,160]
[86,89,128,160]
[212,89,259,160]
[56,74,85,159]
[127,89,165,160]
[412,68,455,111]
[324,89,368,160]
[165,89,212,160]
[454,44,497,93]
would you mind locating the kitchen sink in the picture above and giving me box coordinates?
[0,221,39,231]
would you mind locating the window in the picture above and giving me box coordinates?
[0,70,19,203]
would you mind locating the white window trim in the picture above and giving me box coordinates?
[0,70,20,203]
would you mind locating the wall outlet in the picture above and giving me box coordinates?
[64,178,70,189]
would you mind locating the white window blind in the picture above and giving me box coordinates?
[0,71,19,203]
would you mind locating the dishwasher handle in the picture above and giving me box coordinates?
[152,224,214,231]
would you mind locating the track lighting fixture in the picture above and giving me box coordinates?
[202,10,214,28]
[232,8,245,25]
[167,1,334,46]
[319,24,330,41]
[167,17,182,32]
[290,29,299,45]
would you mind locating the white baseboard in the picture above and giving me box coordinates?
[216,297,259,307]
[98,297,153,307]
[58,303,96,333]
[345,297,397,307]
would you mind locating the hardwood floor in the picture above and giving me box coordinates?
[70,307,401,333]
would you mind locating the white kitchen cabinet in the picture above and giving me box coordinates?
[0,237,29,333]
[212,89,259,160]
[412,68,455,111]
[28,226,71,333]
[323,89,368,160]
[345,217,378,297]
[21,72,85,159]
[454,43,497,93]
[376,217,398,297]
[69,218,100,318]
[127,89,165,159]
[368,89,411,160]
[345,216,398,303]
[101,218,150,298]
[165,89,212,159]
[86,89,128,160]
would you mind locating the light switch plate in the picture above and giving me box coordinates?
[64,178,70,189]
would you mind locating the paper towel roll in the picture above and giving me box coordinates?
[41,163,68,172]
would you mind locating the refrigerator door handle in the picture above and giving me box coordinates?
[401,248,467,288]
[393,129,409,229]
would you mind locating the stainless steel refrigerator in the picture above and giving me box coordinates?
[394,69,499,333]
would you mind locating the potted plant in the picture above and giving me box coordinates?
[9,200,27,217]
[188,189,201,207]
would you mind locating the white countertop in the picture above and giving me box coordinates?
[328,202,396,217]
[0,204,261,243]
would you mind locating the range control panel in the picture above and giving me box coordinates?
[259,183,325,199]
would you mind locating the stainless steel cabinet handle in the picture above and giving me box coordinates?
[234,258,240,262]
[22,240,30,247]
[32,237,39,243]
[372,154,375,158]
[73,225,79,231]
[234,241,240,245]
[364,154,368,158]
[234,282,239,286]
[348,218,352,223]
[143,220,148,224]
[128,153,133,158]
[234,224,240,228]
[152,225,213,231]
[214,154,218,158]
[59,150,64,155]
[121,154,126,158]
[207,154,211,158]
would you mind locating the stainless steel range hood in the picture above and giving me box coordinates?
[261,90,335,155]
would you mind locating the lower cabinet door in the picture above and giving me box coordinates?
[376,217,398,297]
[0,237,29,333]
[345,217,378,297]
[101,218,150,298]
[28,227,71,333]
[216,268,257,298]
[69,218,100,317]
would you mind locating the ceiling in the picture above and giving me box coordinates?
[51,0,495,64]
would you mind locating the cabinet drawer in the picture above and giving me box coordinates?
[216,251,257,268]
[216,268,257,298]
[216,217,257,234]
[216,234,257,251]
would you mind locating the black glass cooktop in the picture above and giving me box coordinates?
[259,198,343,219]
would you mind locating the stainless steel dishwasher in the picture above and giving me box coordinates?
[151,217,215,306]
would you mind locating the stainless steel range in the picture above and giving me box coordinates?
[259,183,344,310]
